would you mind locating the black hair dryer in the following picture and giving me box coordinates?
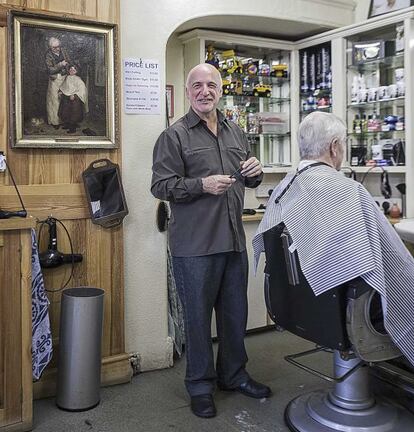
[39,217,83,268]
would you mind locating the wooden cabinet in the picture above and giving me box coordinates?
[0,218,35,432]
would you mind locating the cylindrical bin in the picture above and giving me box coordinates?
[56,287,105,411]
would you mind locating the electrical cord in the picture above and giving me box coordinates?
[360,165,385,185]
[359,165,392,199]
[37,217,76,293]
[0,155,27,218]
[340,166,357,180]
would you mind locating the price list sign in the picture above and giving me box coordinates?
[123,58,160,114]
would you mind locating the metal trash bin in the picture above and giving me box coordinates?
[56,287,105,411]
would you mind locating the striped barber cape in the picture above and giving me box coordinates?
[253,163,414,366]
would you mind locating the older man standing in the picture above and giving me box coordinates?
[151,63,271,418]
[45,37,71,129]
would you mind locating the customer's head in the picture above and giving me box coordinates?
[185,63,222,117]
[298,111,346,170]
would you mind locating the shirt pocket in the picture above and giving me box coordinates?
[226,145,248,170]
[184,146,219,177]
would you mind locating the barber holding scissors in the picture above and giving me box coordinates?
[151,63,270,418]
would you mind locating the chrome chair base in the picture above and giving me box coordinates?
[285,390,414,432]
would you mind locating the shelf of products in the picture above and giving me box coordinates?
[205,41,292,167]
[299,42,332,117]
[346,23,405,169]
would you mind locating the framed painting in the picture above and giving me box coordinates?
[8,10,118,149]
[369,0,412,18]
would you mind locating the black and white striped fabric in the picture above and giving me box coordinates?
[253,163,414,365]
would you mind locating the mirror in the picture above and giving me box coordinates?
[82,159,128,227]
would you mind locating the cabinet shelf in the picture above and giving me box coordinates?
[348,166,406,174]
[348,130,404,136]
[347,53,404,73]
[222,73,290,85]
[301,106,332,114]
[300,89,331,98]
[348,97,405,109]
[263,165,292,174]
[221,95,290,104]
[246,132,291,138]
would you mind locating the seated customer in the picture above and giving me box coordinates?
[253,111,414,366]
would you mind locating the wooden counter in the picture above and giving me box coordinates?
[242,213,263,223]
[0,216,35,432]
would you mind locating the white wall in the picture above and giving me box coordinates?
[121,0,356,371]
[354,0,371,22]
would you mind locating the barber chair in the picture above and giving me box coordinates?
[263,223,414,431]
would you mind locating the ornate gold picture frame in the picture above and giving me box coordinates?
[8,10,118,149]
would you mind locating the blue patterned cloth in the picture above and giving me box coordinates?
[31,229,53,380]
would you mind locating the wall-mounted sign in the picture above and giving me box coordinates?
[123,58,160,114]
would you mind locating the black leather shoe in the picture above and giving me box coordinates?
[190,394,216,418]
[220,378,271,399]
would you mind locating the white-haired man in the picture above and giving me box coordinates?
[253,111,414,369]
[45,37,71,129]
[151,63,271,418]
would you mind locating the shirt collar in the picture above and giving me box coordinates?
[186,107,227,129]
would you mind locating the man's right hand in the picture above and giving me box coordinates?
[202,175,236,195]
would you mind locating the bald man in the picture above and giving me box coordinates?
[151,63,270,418]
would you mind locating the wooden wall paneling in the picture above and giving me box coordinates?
[110,224,124,353]
[0,0,130,405]
[0,28,6,159]
[24,0,93,16]
[0,1,25,6]
[68,218,87,286]
[0,238,4,410]
[70,150,87,183]
[20,229,33,427]
[28,149,71,185]
[1,231,22,425]
[0,183,89,220]
[84,220,112,357]
[97,0,118,23]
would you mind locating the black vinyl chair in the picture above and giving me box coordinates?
[263,222,414,432]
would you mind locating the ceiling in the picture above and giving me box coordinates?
[175,15,335,41]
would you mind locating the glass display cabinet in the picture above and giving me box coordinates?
[346,23,405,170]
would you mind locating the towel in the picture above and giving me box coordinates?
[31,229,53,380]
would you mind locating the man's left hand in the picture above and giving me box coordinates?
[241,157,263,177]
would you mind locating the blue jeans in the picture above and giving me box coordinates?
[172,251,249,396]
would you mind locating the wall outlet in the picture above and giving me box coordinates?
[372,196,402,214]
[255,183,275,198]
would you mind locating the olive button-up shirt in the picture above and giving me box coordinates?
[151,108,262,257]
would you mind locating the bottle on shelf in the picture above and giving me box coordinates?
[309,53,316,92]
[351,76,359,103]
[301,51,309,92]
[353,114,361,134]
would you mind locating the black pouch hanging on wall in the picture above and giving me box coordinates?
[82,159,128,228]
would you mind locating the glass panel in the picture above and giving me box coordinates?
[346,22,405,168]
[206,40,291,166]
